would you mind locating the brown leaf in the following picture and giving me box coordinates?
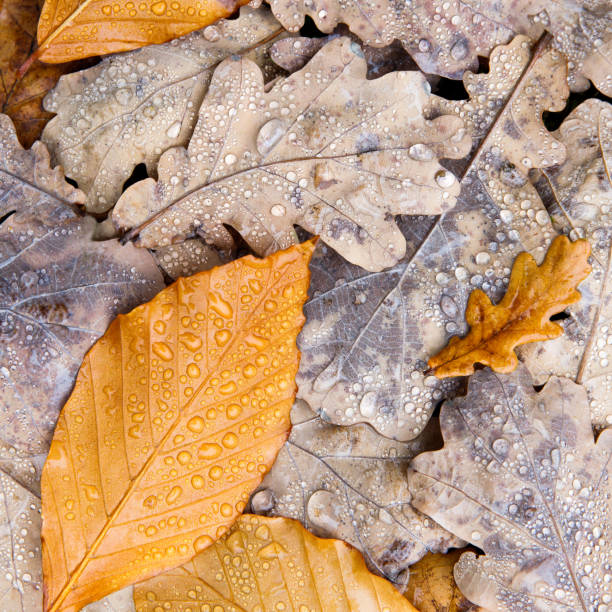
[295,37,568,439]
[520,100,612,429]
[0,114,164,453]
[41,6,288,213]
[405,549,475,612]
[113,36,470,271]
[428,235,591,378]
[251,400,464,588]
[34,0,249,63]
[153,240,224,281]
[0,0,94,148]
[133,514,419,611]
[408,366,612,611]
[41,240,315,612]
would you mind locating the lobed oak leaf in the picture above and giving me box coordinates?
[520,100,612,429]
[250,400,464,587]
[113,36,471,272]
[41,240,315,612]
[428,235,592,378]
[408,366,612,611]
[33,0,249,64]
[153,240,224,281]
[295,36,567,439]
[133,514,419,611]
[41,6,288,213]
[0,114,164,453]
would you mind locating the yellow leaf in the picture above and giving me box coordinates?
[41,240,315,612]
[428,235,591,378]
[34,0,249,64]
[133,514,419,612]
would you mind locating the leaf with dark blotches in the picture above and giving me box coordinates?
[408,366,612,612]
[0,114,164,453]
[41,7,289,214]
[113,36,470,272]
[520,100,612,430]
[250,400,464,588]
[295,36,569,439]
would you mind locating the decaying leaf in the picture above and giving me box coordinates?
[41,7,287,213]
[153,240,224,281]
[408,366,612,612]
[405,548,475,612]
[251,399,463,587]
[520,100,612,429]
[133,514,419,611]
[428,235,591,378]
[41,240,315,612]
[0,0,93,148]
[33,0,249,63]
[296,36,566,439]
[0,114,164,452]
[113,36,470,271]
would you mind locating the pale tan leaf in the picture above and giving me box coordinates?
[113,36,470,272]
[251,400,464,588]
[0,114,164,452]
[41,6,288,213]
[153,239,224,280]
[408,366,612,612]
[295,36,566,439]
[133,514,419,611]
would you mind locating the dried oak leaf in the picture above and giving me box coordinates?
[428,235,591,378]
[0,114,163,453]
[404,548,476,612]
[153,240,224,280]
[520,100,612,429]
[133,514,419,612]
[41,6,287,214]
[41,240,315,612]
[113,36,470,272]
[408,366,612,611]
[0,0,93,148]
[295,36,567,439]
[250,399,464,588]
[33,0,249,63]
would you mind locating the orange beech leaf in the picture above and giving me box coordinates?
[133,514,419,612]
[31,0,249,65]
[41,239,316,612]
[428,235,591,378]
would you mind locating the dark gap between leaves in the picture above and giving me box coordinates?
[431,76,468,100]
[0,210,16,227]
[300,16,327,38]
[65,176,79,189]
[122,163,148,192]
[550,311,570,321]
[544,84,612,131]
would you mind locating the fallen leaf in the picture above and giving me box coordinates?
[0,0,93,148]
[153,240,224,281]
[113,36,470,271]
[133,514,419,611]
[0,114,164,452]
[41,6,288,213]
[520,100,612,429]
[41,240,315,612]
[251,399,464,587]
[404,548,476,612]
[295,36,567,439]
[33,0,250,63]
[255,0,610,93]
[408,366,612,612]
[428,235,591,378]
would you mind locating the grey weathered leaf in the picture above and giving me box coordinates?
[296,37,567,439]
[520,100,612,429]
[41,6,288,213]
[250,400,464,589]
[152,239,224,280]
[113,36,470,272]
[0,115,164,452]
[408,366,612,612]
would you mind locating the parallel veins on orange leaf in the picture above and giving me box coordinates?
[34,0,250,63]
[40,239,316,612]
[428,235,592,378]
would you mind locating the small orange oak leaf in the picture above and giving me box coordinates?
[133,514,419,612]
[41,239,316,612]
[31,0,249,65]
[428,235,591,378]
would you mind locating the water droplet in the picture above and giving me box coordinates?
[409,143,434,161]
[359,391,377,418]
[209,292,233,318]
[440,295,458,318]
[222,432,238,449]
[198,443,222,459]
[435,170,455,188]
[224,153,237,166]
[166,486,182,504]
[187,363,200,378]
[193,534,213,553]
[187,416,205,433]
[271,204,286,217]
[257,119,285,156]
[450,39,469,60]
[166,121,181,139]
[150,1,166,15]
[152,342,173,361]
